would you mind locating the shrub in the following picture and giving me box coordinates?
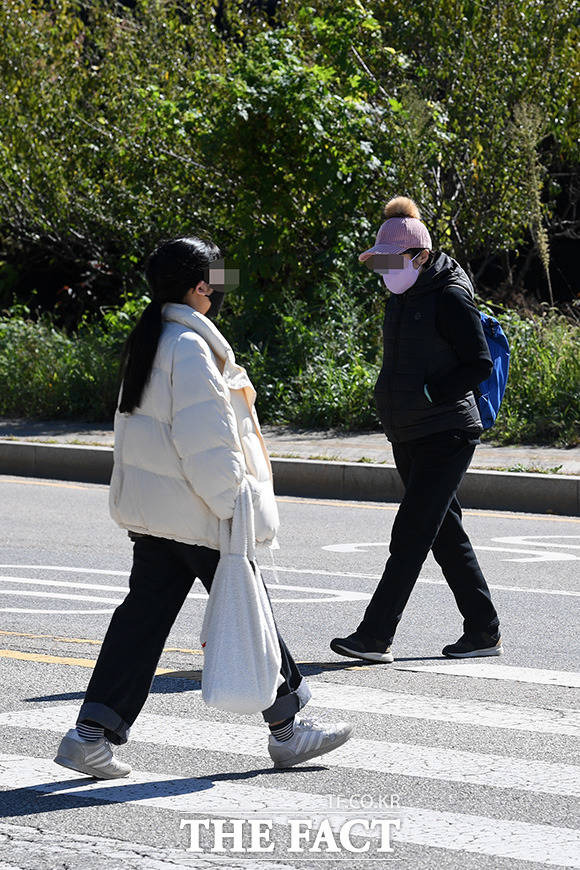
[237,275,382,429]
[242,290,580,444]
[0,296,147,419]
[0,292,577,446]
[479,304,580,446]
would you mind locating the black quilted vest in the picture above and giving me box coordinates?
[374,251,482,442]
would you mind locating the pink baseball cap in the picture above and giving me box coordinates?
[359,217,432,262]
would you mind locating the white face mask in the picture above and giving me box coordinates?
[382,252,422,294]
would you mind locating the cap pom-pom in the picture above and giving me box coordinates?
[383,196,421,220]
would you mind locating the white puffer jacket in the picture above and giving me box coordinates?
[109,303,279,550]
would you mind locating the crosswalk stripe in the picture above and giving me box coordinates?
[1,753,578,866]
[394,662,580,688]
[1,706,577,798]
[0,749,392,816]
[0,822,298,870]
[307,680,580,737]
[395,806,580,867]
[2,665,572,737]
[0,646,576,736]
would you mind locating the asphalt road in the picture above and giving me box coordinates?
[0,475,578,870]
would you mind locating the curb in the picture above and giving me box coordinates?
[272,458,580,516]
[0,440,578,516]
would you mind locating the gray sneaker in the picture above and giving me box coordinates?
[54,729,132,779]
[268,716,352,769]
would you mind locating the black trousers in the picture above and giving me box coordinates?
[78,535,311,744]
[358,430,500,646]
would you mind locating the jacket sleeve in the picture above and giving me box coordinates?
[170,332,246,520]
[426,285,493,404]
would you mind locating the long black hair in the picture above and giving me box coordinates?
[119,236,222,414]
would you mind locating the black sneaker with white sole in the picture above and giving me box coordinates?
[330,631,393,663]
[442,632,503,658]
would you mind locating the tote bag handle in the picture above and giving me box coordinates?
[218,479,256,562]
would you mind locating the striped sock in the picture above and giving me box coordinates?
[76,720,105,741]
[269,716,295,742]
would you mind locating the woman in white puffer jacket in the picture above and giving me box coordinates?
[54,236,351,779]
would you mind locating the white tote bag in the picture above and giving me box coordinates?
[200,480,283,714]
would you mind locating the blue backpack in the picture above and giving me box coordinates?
[477,313,510,429]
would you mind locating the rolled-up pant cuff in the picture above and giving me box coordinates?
[77,701,131,746]
[261,677,312,724]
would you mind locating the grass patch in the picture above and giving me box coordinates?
[0,294,578,446]
[498,463,564,474]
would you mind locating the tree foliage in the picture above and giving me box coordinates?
[0,0,578,443]
[0,0,577,324]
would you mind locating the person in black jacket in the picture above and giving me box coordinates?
[330,197,502,662]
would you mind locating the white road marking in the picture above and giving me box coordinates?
[396,806,580,867]
[262,564,382,579]
[494,535,580,550]
[0,573,370,606]
[0,750,368,817]
[324,542,391,553]
[0,754,578,866]
[263,565,580,598]
[472,582,579,597]
[2,706,578,798]
[4,675,571,738]
[307,681,580,737]
[259,583,370,603]
[472,546,578,563]
[0,576,130,593]
[0,589,123,604]
[0,568,129,616]
[323,541,579,563]
[0,608,114,615]
[0,564,130,576]
[394,662,580,689]
[0,564,576,606]
[0,822,298,870]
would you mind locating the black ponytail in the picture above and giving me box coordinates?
[118,236,222,414]
[119,300,163,413]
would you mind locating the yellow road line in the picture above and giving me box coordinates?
[0,648,174,674]
[164,646,204,655]
[0,630,102,645]
[0,630,204,655]
[0,648,367,679]
[0,647,370,679]
[0,649,97,668]
[295,659,371,672]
